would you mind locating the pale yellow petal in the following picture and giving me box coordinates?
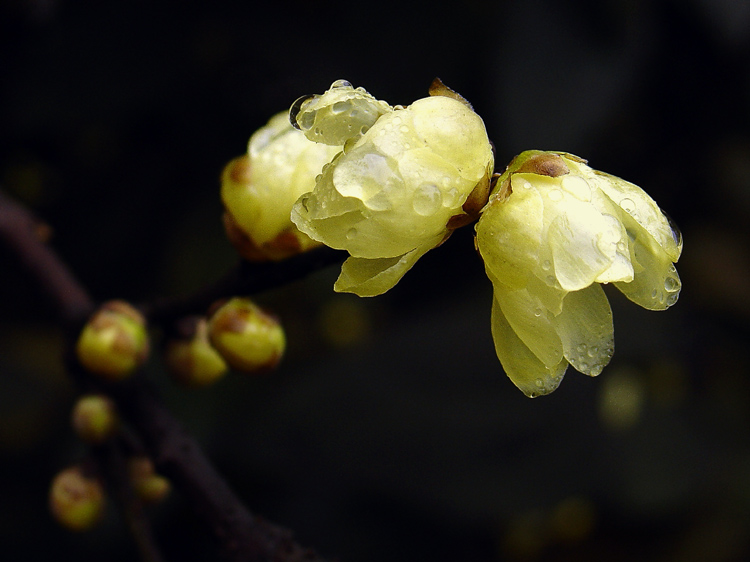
[475,176,544,289]
[334,236,442,296]
[546,198,618,291]
[491,296,568,397]
[563,156,682,262]
[614,212,681,310]
[493,281,564,370]
[553,284,614,376]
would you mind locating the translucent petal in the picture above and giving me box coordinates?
[475,177,543,289]
[333,236,442,297]
[491,296,568,397]
[553,284,614,376]
[614,211,681,310]
[493,281,564,370]
[293,81,392,146]
[564,157,682,262]
[223,112,339,245]
[547,195,618,291]
[409,97,492,183]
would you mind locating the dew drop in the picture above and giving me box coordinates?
[577,343,587,354]
[651,289,658,299]
[400,125,409,133]
[412,183,443,216]
[535,378,544,388]
[620,198,635,213]
[289,94,314,130]
[580,362,589,371]
[542,260,551,271]
[666,212,682,250]
[664,277,679,292]
[666,293,679,306]
[548,189,563,201]
[346,228,357,240]
[331,79,352,89]
[534,307,543,317]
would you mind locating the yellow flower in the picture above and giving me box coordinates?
[475,151,682,397]
[291,80,494,296]
[221,112,340,261]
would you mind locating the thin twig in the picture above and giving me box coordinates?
[141,246,346,326]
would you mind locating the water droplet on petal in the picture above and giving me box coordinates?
[577,343,587,354]
[542,260,551,271]
[331,79,352,89]
[412,183,443,216]
[666,212,682,250]
[548,189,563,201]
[664,277,679,292]
[534,307,543,317]
[535,378,544,388]
[620,198,635,213]
[346,228,357,240]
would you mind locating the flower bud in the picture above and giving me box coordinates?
[164,317,228,387]
[71,394,119,444]
[291,79,494,296]
[475,151,682,397]
[49,466,105,532]
[128,456,170,505]
[76,300,149,381]
[220,111,340,261]
[207,297,285,373]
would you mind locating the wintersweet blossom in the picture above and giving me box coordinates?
[475,151,682,397]
[220,111,340,261]
[290,80,494,296]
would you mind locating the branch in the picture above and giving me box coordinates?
[0,190,94,324]
[141,246,346,326]
[0,189,333,562]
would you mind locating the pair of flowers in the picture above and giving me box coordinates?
[221,80,682,397]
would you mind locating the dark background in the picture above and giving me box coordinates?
[2,0,749,560]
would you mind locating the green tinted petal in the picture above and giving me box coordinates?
[491,296,568,397]
[553,284,614,376]
[333,236,442,296]
[613,211,681,310]
[493,281,564,370]
[475,177,544,289]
